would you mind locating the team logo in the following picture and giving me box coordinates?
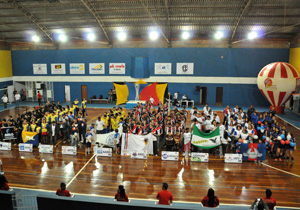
[132,152,137,157]
[144,138,149,146]
[92,64,103,71]
[162,153,168,159]
[264,78,272,88]
[106,134,115,147]
[182,64,188,72]
[243,146,262,159]
[55,65,62,69]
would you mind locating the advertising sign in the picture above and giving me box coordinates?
[39,144,54,154]
[70,63,85,74]
[176,63,194,75]
[33,64,47,74]
[191,153,209,162]
[109,63,125,74]
[224,154,243,163]
[131,150,147,159]
[62,146,77,155]
[95,147,112,157]
[154,63,172,74]
[51,63,66,74]
[89,63,105,74]
[0,142,11,151]
[161,151,179,161]
[19,143,33,152]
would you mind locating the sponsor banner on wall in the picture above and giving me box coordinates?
[19,143,33,152]
[191,153,209,162]
[131,150,147,159]
[161,151,179,161]
[89,63,105,74]
[176,63,194,75]
[62,146,77,155]
[33,64,47,74]
[224,154,242,163]
[39,144,53,154]
[0,142,11,151]
[95,147,112,157]
[70,63,85,74]
[51,63,66,74]
[154,63,172,74]
[109,63,126,74]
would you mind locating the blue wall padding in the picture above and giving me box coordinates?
[131,57,149,78]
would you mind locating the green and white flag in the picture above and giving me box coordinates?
[191,126,221,149]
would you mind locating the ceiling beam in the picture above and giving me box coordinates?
[1,0,53,42]
[229,0,252,46]
[138,0,170,46]
[81,0,111,45]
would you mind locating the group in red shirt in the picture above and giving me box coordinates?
[115,185,129,202]
[56,182,71,197]
[201,188,219,208]
[0,175,9,191]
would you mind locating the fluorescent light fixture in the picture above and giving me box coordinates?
[149,31,159,41]
[31,35,40,42]
[87,33,96,41]
[214,31,224,40]
[248,31,258,40]
[58,34,67,42]
[117,32,127,41]
[181,31,190,40]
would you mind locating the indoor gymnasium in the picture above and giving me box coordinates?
[0,0,300,210]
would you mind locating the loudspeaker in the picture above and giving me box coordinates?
[41,84,45,89]
[196,86,200,91]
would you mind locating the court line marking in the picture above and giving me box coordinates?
[66,154,96,188]
[9,186,300,209]
[262,162,300,178]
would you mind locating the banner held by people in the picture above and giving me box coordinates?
[191,126,221,149]
[22,131,39,146]
[96,132,116,147]
[121,133,154,155]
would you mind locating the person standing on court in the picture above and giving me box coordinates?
[81,98,88,117]
[37,91,42,106]
[15,91,21,107]
[73,98,79,116]
[156,183,173,205]
[1,93,8,109]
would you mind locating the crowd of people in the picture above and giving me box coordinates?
[0,176,277,209]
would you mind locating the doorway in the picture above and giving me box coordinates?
[200,87,207,105]
[81,85,87,100]
[65,85,71,102]
[216,87,223,106]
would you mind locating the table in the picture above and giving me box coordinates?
[180,100,194,108]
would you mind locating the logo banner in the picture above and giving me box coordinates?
[89,63,105,74]
[62,146,77,155]
[39,144,53,154]
[96,132,115,147]
[0,142,11,151]
[109,63,126,74]
[2,127,17,141]
[225,154,243,163]
[33,64,47,74]
[154,63,172,74]
[191,153,209,162]
[176,63,194,75]
[191,126,221,149]
[131,150,147,159]
[22,131,39,146]
[121,133,154,155]
[19,143,33,152]
[241,143,266,161]
[161,151,179,161]
[70,63,85,74]
[51,63,66,74]
[95,147,112,157]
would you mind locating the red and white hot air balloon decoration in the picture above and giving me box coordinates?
[257,62,300,113]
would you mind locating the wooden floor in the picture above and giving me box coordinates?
[1,107,300,207]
